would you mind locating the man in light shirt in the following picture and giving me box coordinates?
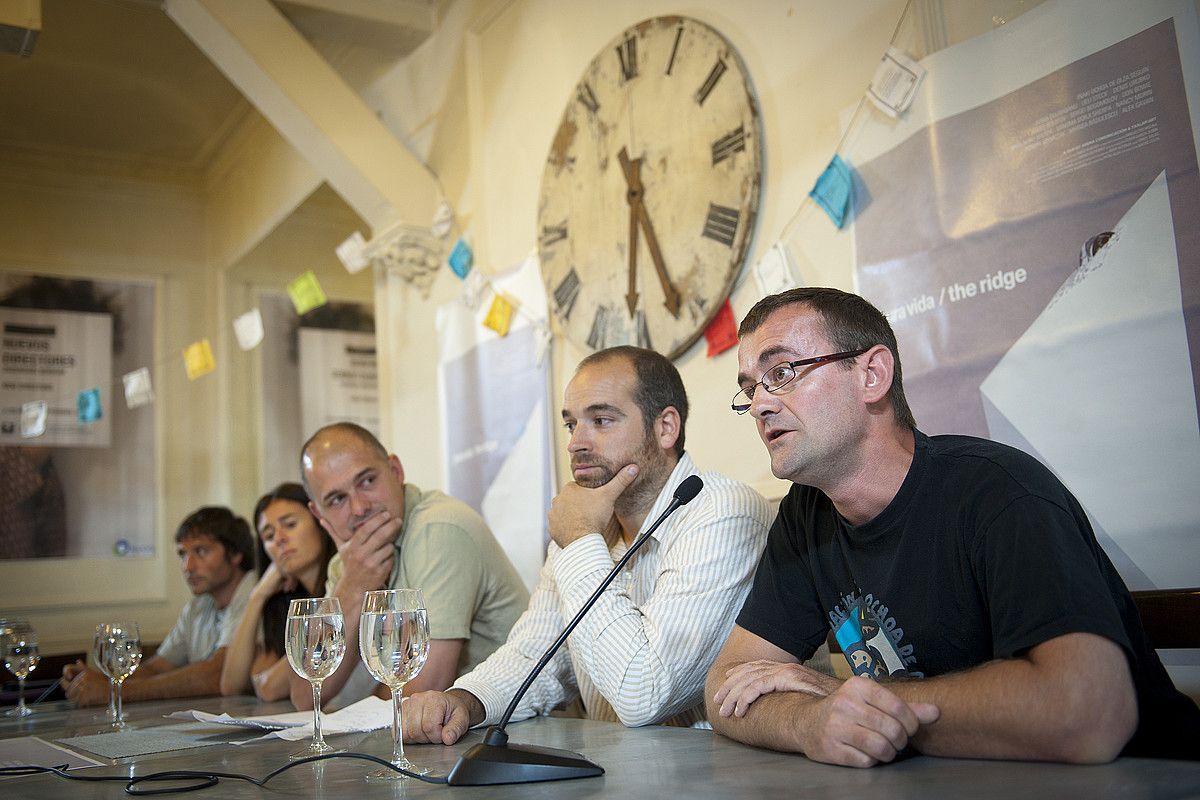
[294,423,529,710]
[403,346,772,744]
[62,507,255,704]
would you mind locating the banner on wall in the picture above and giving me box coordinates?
[436,254,552,591]
[0,307,112,447]
[850,0,1200,589]
[298,328,380,440]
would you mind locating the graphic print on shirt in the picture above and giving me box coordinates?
[829,591,922,679]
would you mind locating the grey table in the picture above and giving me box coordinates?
[2,696,1198,798]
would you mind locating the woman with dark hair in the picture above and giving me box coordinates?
[219,483,336,701]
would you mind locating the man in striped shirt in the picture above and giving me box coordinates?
[403,346,771,743]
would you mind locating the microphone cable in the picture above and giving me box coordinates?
[0,751,450,795]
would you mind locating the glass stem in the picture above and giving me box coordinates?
[16,676,27,714]
[108,680,116,720]
[392,688,405,764]
[311,682,325,749]
[114,679,124,723]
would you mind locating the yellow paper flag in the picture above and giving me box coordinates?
[183,338,215,380]
[483,292,516,337]
[288,270,328,315]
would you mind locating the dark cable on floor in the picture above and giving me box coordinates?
[0,751,450,795]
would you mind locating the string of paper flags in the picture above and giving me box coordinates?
[13,268,334,439]
[14,4,927,440]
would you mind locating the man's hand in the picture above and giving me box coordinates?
[62,665,111,708]
[402,689,485,745]
[714,660,841,718]
[325,510,397,594]
[799,675,940,767]
[547,464,639,548]
[61,658,87,686]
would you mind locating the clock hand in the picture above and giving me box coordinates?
[621,153,642,318]
[616,148,682,319]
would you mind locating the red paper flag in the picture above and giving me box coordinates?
[704,298,738,357]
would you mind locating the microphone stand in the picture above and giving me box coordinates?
[446,476,703,786]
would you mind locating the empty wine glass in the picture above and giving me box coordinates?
[359,589,430,780]
[285,597,346,759]
[2,619,39,718]
[91,624,125,723]
[97,622,141,729]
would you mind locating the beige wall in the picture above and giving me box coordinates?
[0,156,370,653]
[368,0,917,499]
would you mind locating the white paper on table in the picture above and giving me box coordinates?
[166,707,309,731]
[167,696,393,743]
[268,696,393,741]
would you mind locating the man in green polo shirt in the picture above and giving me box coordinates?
[291,422,529,710]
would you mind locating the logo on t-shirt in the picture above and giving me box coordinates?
[829,592,922,679]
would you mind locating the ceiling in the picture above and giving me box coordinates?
[0,0,435,177]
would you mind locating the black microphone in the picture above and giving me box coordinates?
[447,475,705,786]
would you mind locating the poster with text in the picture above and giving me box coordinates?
[0,274,156,561]
[436,254,552,590]
[1,307,112,447]
[299,328,380,440]
[851,0,1200,590]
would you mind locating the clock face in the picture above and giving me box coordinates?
[538,16,762,360]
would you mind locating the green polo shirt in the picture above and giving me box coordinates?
[326,483,529,701]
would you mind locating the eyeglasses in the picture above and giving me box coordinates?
[731,349,869,414]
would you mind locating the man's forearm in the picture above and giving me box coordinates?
[886,652,1136,763]
[119,652,225,703]
[705,668,813,753]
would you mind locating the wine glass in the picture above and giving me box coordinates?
[91,624,125,723]
[97,622,142,729]
[2,619,39,718]
[359,588,430,780]
[285,597,346,759]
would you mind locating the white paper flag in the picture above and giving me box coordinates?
[233,308,265,351]
[867,46,925,118]
[431,201,454,239]
[335,230,369,274]
[753,242,800,298]
[122,367,155,409]
[20,400,47,437]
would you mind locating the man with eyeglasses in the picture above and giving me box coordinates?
[706,287,1199,765]
[402,346,772,744]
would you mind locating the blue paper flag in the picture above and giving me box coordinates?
[77,386,103,423]
[448,238,473,279]
[809,154,854,229]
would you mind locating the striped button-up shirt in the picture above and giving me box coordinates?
[453,453,771,727]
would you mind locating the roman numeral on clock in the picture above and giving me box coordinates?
[711,125,746,165]
[587,305,610,351]
[665,24,683,76]
[702,203,740,247]
[695,59,727,106]
[554,267,581,320]
[540,222,568,248]
[634,310,652,350]
[616,34,638,82]
[576,81,600,115]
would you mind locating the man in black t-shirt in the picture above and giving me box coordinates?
[706,287,1200,766]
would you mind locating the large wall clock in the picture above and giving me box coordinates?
[537,16,763,360]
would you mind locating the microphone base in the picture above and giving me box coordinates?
[445,740,604,786]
